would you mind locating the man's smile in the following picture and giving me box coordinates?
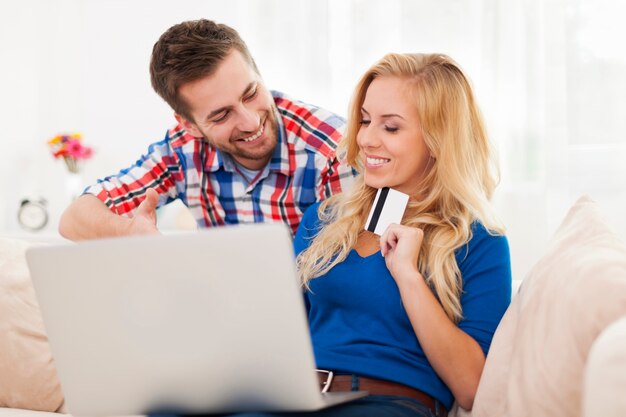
[236,117,266,143]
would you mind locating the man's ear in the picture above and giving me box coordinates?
[174,113,203,137]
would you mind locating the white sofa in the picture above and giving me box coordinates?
[1,196,625,417]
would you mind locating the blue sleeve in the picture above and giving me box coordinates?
[293,202,324,256]
[456,223,512,355]
[294,202,325,313]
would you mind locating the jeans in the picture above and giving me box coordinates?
[151,395,436,417]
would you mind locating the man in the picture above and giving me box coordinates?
[59,19,354,240]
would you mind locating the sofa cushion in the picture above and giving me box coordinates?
[0,238,64,412]
[464,195,626,417]
[0,408,63,417]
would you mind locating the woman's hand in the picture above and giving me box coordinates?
[380,224,424,283]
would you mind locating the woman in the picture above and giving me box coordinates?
[175,53,511,417]
[290,52,511,417]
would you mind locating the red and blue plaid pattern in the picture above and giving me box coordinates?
[85,91,355,235]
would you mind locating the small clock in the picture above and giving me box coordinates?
[17,199,49,231]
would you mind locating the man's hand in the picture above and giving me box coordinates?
[59,189,162,240]
[126,188,160,236]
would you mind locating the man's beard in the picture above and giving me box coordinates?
[202,109,279,165]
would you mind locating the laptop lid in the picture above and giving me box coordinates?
[26,224,365,416]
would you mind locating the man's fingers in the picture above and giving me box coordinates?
[144,188,159,209]
[137,188,159,219]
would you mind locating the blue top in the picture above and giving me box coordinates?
[293,202,512,409]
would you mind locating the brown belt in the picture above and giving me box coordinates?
[317,371,447,417]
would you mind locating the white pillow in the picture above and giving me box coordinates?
[464,195,626,417]
[583,315,626,417]
[0,238,65,412]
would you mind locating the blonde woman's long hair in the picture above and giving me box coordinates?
[296,53,504,323]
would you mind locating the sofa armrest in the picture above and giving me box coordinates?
[583,315,626,417]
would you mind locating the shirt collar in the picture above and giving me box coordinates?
[267,105,292,176]
[203,144,226,173]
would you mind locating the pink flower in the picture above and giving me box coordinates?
[66,139,84,158]
[81,146,93,159]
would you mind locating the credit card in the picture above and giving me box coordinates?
[364,187,410,235]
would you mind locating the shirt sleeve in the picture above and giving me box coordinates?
[316,155,357,202]
[456,223,512,355]
[83,133,185,217]
[312,114,356,202]
[293,202,324,257]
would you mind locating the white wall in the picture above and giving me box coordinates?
[1,0,625,281]
[0,0,493,236]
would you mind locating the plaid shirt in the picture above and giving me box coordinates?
[85,91,355,236]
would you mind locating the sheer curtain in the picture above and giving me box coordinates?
[1,0,624,279]
[249,0,626,279]
[483,0,626,278]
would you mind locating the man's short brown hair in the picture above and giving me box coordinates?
[149,19,258,121]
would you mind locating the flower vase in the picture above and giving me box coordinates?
[65,172,83,201]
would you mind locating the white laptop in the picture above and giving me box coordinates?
[26,223,367,416]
